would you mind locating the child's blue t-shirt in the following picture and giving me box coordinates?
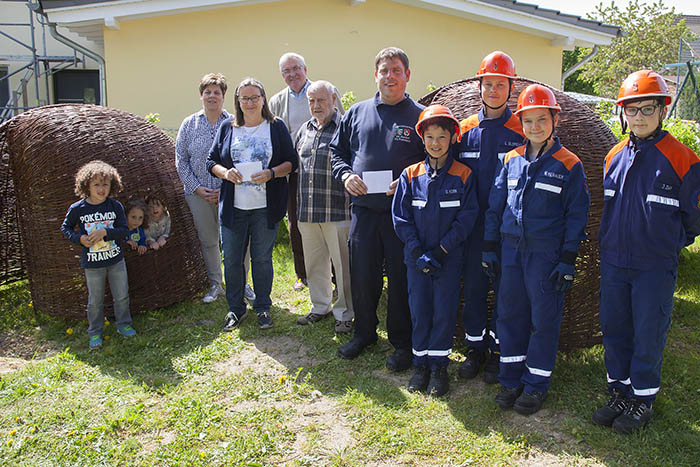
[61,198,129,268]
[128,226,147,247]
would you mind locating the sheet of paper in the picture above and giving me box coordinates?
[362,170,393,194]
[236,161,263,182]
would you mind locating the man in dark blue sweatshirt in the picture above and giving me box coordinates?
[331,47,425,370]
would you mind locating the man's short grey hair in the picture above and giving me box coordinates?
[308,80,335,97]
[279,52,306,71]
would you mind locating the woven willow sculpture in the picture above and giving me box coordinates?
[0,104,207,318]
[419,78,617,351]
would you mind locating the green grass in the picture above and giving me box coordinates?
[1,232,699,466]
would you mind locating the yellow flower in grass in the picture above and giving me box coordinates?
[199,451,206,458]
[104,320,110,326]
[104,335,110,340]
[66,328,74,335]
[9,430,16,436]
[6,439,12,447]
[28,302,33,308]
[278,375,288,384]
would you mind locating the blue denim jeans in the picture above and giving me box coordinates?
[221,208,278,316]
[84,258,131,336]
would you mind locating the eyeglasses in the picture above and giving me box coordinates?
[238,95,262,104]
[623,104,660,117]
[281,65,303,75]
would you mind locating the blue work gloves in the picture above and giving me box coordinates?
[413,246,448,275]
[416,252,441,275]
[549,252,577,292]
[481,251,500,279]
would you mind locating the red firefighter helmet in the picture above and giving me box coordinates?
[514,84,561,115]
[476,51,517,79]
[616,70,672,106]
[415,104,461,141]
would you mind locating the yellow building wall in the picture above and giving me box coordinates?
[104,0,563,129]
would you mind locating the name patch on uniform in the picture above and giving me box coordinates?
[646,194,679,207]
[440,200,460,208]
[443,189,458,195]
[507,179,518,188]
[604,189,616,197]
[534,182,562,194]
[412,200,427,208]
[460,151,479,159]
[543,171,564,180]
[394,125,413,143]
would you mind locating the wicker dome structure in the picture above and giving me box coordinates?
[0,104,208,319]
[419,78,617,352]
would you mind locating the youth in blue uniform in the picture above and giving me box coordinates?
[61,161,136,349]
[456,51,524,383]
[593,70,700,434]
[331,48,425,370]
[393,105,479,396]
[484,85,589,415]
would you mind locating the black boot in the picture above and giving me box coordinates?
[513,390,547,415]
[407,366,430,393]
[612,398,653,434]
[494,385,522,409]
[592,388,628,427]
[337,335,376,360]
[427,366,450,397]
[386,347,412,372]
[458,348,487,380]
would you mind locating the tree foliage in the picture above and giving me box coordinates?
[562,48,596,94]
[570,0,695,97]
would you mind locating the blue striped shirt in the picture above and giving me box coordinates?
[176,109,229,195]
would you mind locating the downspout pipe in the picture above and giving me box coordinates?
[561,45,599,90]
[36,7,107,106]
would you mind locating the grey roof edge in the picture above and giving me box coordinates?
[37,0,624,38]
[479,0,624,38]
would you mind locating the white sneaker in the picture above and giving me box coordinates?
[203,284,224,303]
[244,284,256,305]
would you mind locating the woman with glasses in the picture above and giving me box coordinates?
[207,77,298,331]
[594,70,700,434]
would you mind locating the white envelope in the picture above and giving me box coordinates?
[236,161,263,182]
[362,170,393,194]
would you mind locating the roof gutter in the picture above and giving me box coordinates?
[35,6,107,106]
[561,45,599,90]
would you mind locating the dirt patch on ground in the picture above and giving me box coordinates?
[215,335,355,463]
[214,335,324,377]
[0,330,62,373]
[0,356,31,374]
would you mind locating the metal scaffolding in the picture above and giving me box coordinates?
[0,0,90,122]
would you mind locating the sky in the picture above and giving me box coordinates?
[529,0,700,18]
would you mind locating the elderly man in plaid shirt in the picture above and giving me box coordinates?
[294,80,354,333]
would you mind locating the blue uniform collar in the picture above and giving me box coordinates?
[525,136,562,163]
[630,129,667,150]
[424,148,456,178]
[478,106,513,127]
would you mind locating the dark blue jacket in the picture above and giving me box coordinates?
[330,93,425,211]
[392,152,479,261]
[207,117,299,229]
[484,138,590,254]
[61,198,129,268]
[457,107,524,216]
[600,131,700,270]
